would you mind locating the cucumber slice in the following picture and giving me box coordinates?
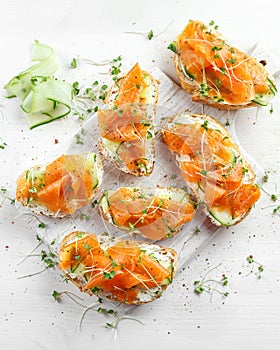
[230,148,237,165]
[71,262,85,275]
[99,190,111,214]
[85,153,103,191]
[30,39,55,62]
[267,77,277,94]
[4,41,58,99]
[209,206,241,226]
[170,188,188,202]
[26,107,70,129]
[102,138,122,155]
[20,76,72,128]
[24,77,73,129]
[252,88,275,106]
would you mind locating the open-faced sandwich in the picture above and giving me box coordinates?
[98,63,158,176]
[16,153,103,217]
[58,231,177,304]
[99,186,196,240]
[168,20,277,109]
[162,113,261,226]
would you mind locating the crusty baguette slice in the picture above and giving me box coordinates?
[98,63,158,177]
[16,153,103,217]
[99,186,196,241]
[162,113,261,226]
[168,20,277,109]
[58,231,177,304]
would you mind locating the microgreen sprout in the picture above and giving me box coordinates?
[17,234,44,266]
[147,30,154,40]
[73,55,122,123]
[91,199,98,209]
[194,263,229,301]
[208,20,219,30]
[258,171,280,214]
[199,83,210,96]
[167,41,177,54]
[272,205,280,215]
[80,212,90,220]
[246,255,264,279]
[201,120,209,130]
[17,243,57,279]
[0,186,15,205]
[72,81,80,96]
[200,169,208,176]
[262,171,269,183]
[0,137,7,149]
[103,271,115,280]
[128,222,136,232]
[75,133,84,145]
[52,290,85,304]
[70,58,78,68]
[51,288,140,332]
[105,316,144,329]
[125,20,173,41]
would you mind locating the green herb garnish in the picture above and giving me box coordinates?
[147,30,154,40]
[70,58,78,68]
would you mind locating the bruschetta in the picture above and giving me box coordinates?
[99,186,196,240]
[58,231,177,304]
[168,20,277,109]
[98,63,158,176]
[16,153,103,217]
[162,113,261,226]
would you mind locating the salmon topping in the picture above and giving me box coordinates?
[16,154,97,214]
[58,233,173,304]
[99,62,155,176]
[114,63,148,105]
[163,118,261,219]
[175,20,272,105]
[106,187,195,240]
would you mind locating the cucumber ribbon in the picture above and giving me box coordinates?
[4,40,73,129]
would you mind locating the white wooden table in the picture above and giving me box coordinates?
[1,1,280,349]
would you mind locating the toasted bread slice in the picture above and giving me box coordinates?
[162,113,261,226]
[168,20,277,109]
[16,153,103,217]
[58,231,177,304]
[98,63,158,176]
[99,186,196,241]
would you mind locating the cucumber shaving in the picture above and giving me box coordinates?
[252,78,277,106]
[4,40,73,129]
[209,206,240,226]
